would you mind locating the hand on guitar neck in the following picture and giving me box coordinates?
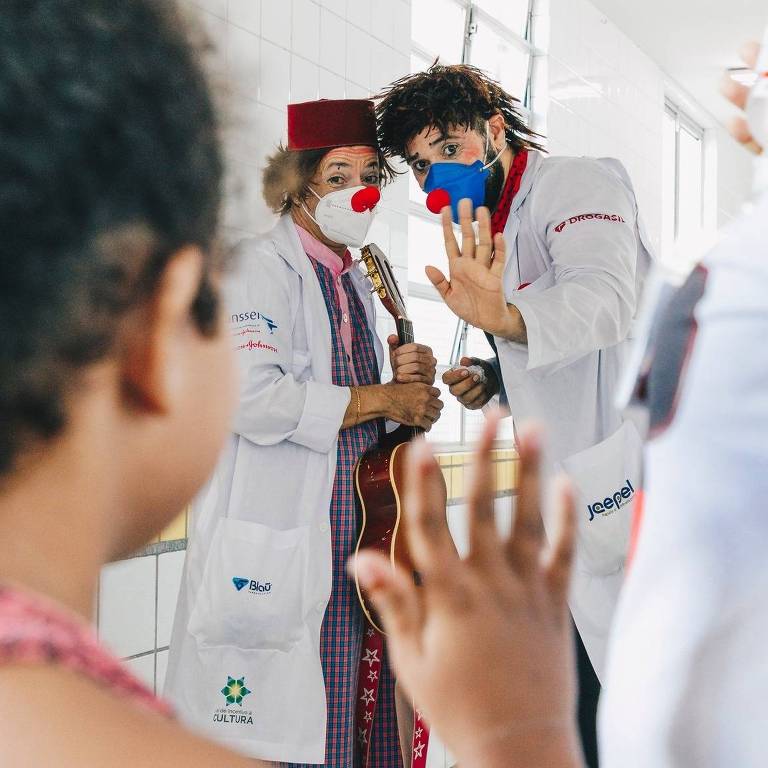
[387,335,437,385]
[342,243,444,431]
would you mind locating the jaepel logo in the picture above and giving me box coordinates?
[213,676,255,726]
[554,213,627,233]
[587,479,635,521]
[232,576,272,594]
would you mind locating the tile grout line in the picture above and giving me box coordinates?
[153,553,159,694]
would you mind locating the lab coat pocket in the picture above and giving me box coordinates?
[188,518,310,651]
[555,420,642,577]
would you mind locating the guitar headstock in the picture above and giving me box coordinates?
[360,243,408,322]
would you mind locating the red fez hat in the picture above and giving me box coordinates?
[287,99,378,152]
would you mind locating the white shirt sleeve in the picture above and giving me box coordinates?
[227,241,350,454]
[512,159,640,370]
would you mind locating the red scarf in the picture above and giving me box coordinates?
[490,149,529,236]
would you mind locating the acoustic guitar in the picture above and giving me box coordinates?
[353,243,448,633]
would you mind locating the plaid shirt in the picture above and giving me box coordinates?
[287,257,402,768]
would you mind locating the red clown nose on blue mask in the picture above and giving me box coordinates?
[423,125,506,222]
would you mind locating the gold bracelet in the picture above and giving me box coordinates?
[353,386,361,426]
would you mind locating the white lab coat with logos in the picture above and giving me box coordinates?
[164,215,385,763]
[600,194,768,767]
[494,151,654,678]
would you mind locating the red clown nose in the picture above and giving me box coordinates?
[426,188,451,214]
[351,186,380,212]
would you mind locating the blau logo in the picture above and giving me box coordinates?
[587,479,635,521]
[232,576,272,594]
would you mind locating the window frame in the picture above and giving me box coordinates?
[408,0,536,452]
[664,99,705,244]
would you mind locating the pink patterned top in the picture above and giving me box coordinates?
[0,584,173,717]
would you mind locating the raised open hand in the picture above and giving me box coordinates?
[353,412,581,768]
[425,199,524,342]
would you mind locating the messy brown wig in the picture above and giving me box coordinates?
[262,144,397,215]
[375,62,546,160]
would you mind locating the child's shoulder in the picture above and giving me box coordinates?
[0,665,255,768]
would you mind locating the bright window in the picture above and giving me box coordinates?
[469,15,531,101]
[411,0,467,65]
[408,0,535,448]
[474,0,531,36]
[661,101,705,262]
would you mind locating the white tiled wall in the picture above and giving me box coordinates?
[716,123,755,226]
[97,550,185,694]
[98,556,156,658]
[534,0,664,256]
[535,0,755,255]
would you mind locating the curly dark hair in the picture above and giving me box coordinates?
[375,62,545,159]
[0,0,223,476]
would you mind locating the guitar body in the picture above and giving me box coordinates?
[352,243,448,633]
[354,426,447,633]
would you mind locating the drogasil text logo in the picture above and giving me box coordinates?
[554,213,627,233]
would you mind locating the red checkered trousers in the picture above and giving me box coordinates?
[285,257,402,768]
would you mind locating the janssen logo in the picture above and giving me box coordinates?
[232,577,272,594]
[587,479,635,522]
[230,310,277,334]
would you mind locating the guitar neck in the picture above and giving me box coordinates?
[395,317,424,440]
[396,317,413,347]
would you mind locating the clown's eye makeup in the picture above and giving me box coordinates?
[441,143,460,158]
[411,159,429,174]
[327,175,347,186]
[363,172,381,186]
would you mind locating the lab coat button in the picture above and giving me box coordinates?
[319,522,329,533]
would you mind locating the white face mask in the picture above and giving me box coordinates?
[303,185,379,248]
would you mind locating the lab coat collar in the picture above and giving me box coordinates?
[269,214,316,278]
[510,149,543,214]
[266,213,385,378]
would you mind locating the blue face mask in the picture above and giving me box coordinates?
[422,127,505,222]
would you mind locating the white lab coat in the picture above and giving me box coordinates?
[599,193,768,767]
[164,215,385,762]
[494,151,654,677]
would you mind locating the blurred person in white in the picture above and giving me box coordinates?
[599,39,768,766]
[0,0,273,766]
[356,40,768,768]
[377,63,656,767]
